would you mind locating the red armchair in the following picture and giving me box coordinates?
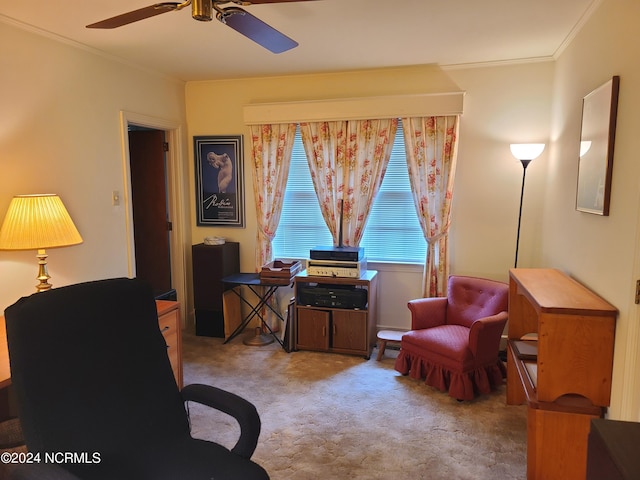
[394,275,508,401]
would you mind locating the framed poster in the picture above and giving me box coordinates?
[576,76,620,215]
[194,135,245,227]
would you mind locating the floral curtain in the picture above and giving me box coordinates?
[249,123,297,269]
[299,118,398,246]
[402,116,459,297]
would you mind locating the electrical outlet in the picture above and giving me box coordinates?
[112,190,120,206]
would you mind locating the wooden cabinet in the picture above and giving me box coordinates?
[156,300,183,389]
[506,268,617,480]
[192,242,240,337]
[294,270,377,358]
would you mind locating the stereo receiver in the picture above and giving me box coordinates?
[306,259,367,278]
[297,285,368,310]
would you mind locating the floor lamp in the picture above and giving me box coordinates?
[0,194,83,292]
[510,144,545,268]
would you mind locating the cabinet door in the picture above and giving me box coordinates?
[332,310,367,352]
[296,309,330,351]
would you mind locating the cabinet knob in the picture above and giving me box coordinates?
[161,326,170,333]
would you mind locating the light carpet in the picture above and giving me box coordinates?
[183,332,527,480]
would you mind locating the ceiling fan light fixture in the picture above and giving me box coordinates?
[193,0,213,21]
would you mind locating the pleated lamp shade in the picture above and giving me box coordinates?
[0,194,83,250]
[0,194,82,292]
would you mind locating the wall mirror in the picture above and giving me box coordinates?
[576,76,620,215]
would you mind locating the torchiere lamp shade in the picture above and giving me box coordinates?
[509,143,545,162]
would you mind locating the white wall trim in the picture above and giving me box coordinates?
[618,294,640,420]
[552,0,604,60]
[118,111,188,324]
[618,181,640,420]
[243,92,465,125]
[0,14,184,85]
[441,56,554,71]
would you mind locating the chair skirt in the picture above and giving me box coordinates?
[394,331,505,401]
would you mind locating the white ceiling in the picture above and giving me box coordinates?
[0,0,597,82]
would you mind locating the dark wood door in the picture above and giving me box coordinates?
[129,129,172,297]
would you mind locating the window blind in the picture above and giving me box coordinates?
[273,121,427,263]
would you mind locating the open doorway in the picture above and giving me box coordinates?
[119,111,187,322]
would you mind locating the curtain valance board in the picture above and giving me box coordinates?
[243,92,464,125]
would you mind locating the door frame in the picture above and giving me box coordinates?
[620,194,640,420]
[119,111,188,324]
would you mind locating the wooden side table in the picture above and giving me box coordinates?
[0,317,10,391]
[0,316,11,422]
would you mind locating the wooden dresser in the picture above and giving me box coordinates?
[506,268,617,480]
[156,300,183,389]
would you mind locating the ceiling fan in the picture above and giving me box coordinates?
[87,0,314,54]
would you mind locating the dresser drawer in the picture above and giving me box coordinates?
[156,300,182,389]
[159,309,178,341]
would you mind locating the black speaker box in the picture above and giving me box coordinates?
[194,309,225,338]
[192,242,239,337]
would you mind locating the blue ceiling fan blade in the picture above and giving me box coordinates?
[217,7,298,54]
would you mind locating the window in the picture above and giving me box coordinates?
[272,121,427,263]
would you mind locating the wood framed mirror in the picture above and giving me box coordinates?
[576,76,620,215]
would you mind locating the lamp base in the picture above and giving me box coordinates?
[243,326,274,347]
[35,249,52,293]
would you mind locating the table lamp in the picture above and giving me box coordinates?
[0,194,83,292]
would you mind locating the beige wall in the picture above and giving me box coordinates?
[541,0,640,420]
[0,21,189,311]
[185,62,554,330]
[446,62,554,276]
